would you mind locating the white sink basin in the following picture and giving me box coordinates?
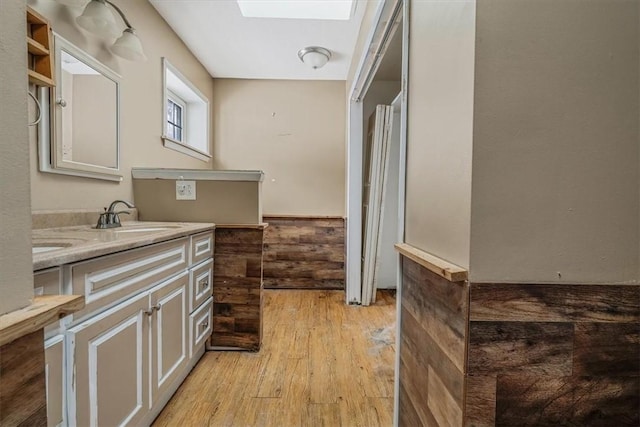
[115,227,174,233]
[32,246,65,254]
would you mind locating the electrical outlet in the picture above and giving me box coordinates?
[176,180,196,200]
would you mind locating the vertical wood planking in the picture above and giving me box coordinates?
[263,216,345,289]
[211,227,265,350]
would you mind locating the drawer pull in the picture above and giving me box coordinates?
[199,279,209,289]
[200,320,209,329]
[142,304,162,316]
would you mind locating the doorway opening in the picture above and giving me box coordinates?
[346,0,408,424]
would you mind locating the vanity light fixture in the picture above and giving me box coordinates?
[75,0,147,61]
[297,46,331,69]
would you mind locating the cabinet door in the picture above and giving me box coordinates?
[45,336,64,427]
[67,292,149,427]
[150,272,189,406]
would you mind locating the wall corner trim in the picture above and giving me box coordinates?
[395,243,468,282]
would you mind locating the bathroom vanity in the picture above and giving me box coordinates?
[32,221,214,426]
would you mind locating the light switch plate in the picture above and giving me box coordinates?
[176,180,196,200]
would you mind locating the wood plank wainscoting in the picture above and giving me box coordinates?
[396,244,469,426]
[0,331,48,426]
[466,283,640,426]
[0,295,84,426]
[395,243,640,427]
[210,225,265,351]
[262,216,345,290]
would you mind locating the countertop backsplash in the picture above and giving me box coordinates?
[32,208,139,230]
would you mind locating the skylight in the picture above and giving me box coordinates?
[237,0,354,20]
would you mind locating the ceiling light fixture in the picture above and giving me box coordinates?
[75,0,146,61]
[298,46,331,70]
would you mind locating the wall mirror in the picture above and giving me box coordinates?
[38,34,122,182]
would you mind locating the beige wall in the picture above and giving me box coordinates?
[404,0,476,269]
[0,0,33,314]
[27,0,213,211]
[469,0,640,283]
[211,79,346,216]
[133,180,261,224]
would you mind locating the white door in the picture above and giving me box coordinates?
[362,104,394,306]
[375,94,403,289]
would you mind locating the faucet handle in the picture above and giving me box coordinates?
[96,211,109,229]
[112,210,130,226]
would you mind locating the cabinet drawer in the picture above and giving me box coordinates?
[190,231,214,266]
[189,259,213,312]
[34,267,62,296]
[189,296,212,358]
[70,237,188,322]
[34,267,63,337]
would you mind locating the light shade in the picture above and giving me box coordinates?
[111,29,147,61]
[298,46,331,69]
[76,0,120,38]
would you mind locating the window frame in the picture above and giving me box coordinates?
[161,58,211,161]
[166,90,186,143]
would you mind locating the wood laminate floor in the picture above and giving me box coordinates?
[153,290,396,427]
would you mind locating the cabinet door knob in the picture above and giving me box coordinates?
[143,304,162,316]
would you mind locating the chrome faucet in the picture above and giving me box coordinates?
[96,200,135,229]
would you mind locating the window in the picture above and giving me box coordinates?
[166,92,185,142]
[162,58,210,161]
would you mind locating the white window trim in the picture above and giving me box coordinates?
[162,58,211,161]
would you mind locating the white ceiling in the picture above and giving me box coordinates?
[148,0,369,80]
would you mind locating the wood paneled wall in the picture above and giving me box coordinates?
[263,216,345,290]
[466,283,640,427]
[211,227,264,351]
[398,257,469,426]
[0,330,48,426]
[397,252,640,427]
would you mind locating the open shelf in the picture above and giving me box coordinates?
[26,6,54,87]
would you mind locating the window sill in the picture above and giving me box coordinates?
[162,136,212,162]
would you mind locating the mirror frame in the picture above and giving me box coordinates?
[38,33,123,182]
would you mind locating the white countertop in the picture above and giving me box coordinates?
[32,221,215,271]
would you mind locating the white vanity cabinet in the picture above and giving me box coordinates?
[67,272,189,426]
[67,289,151,427]
[36,229,214,427]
